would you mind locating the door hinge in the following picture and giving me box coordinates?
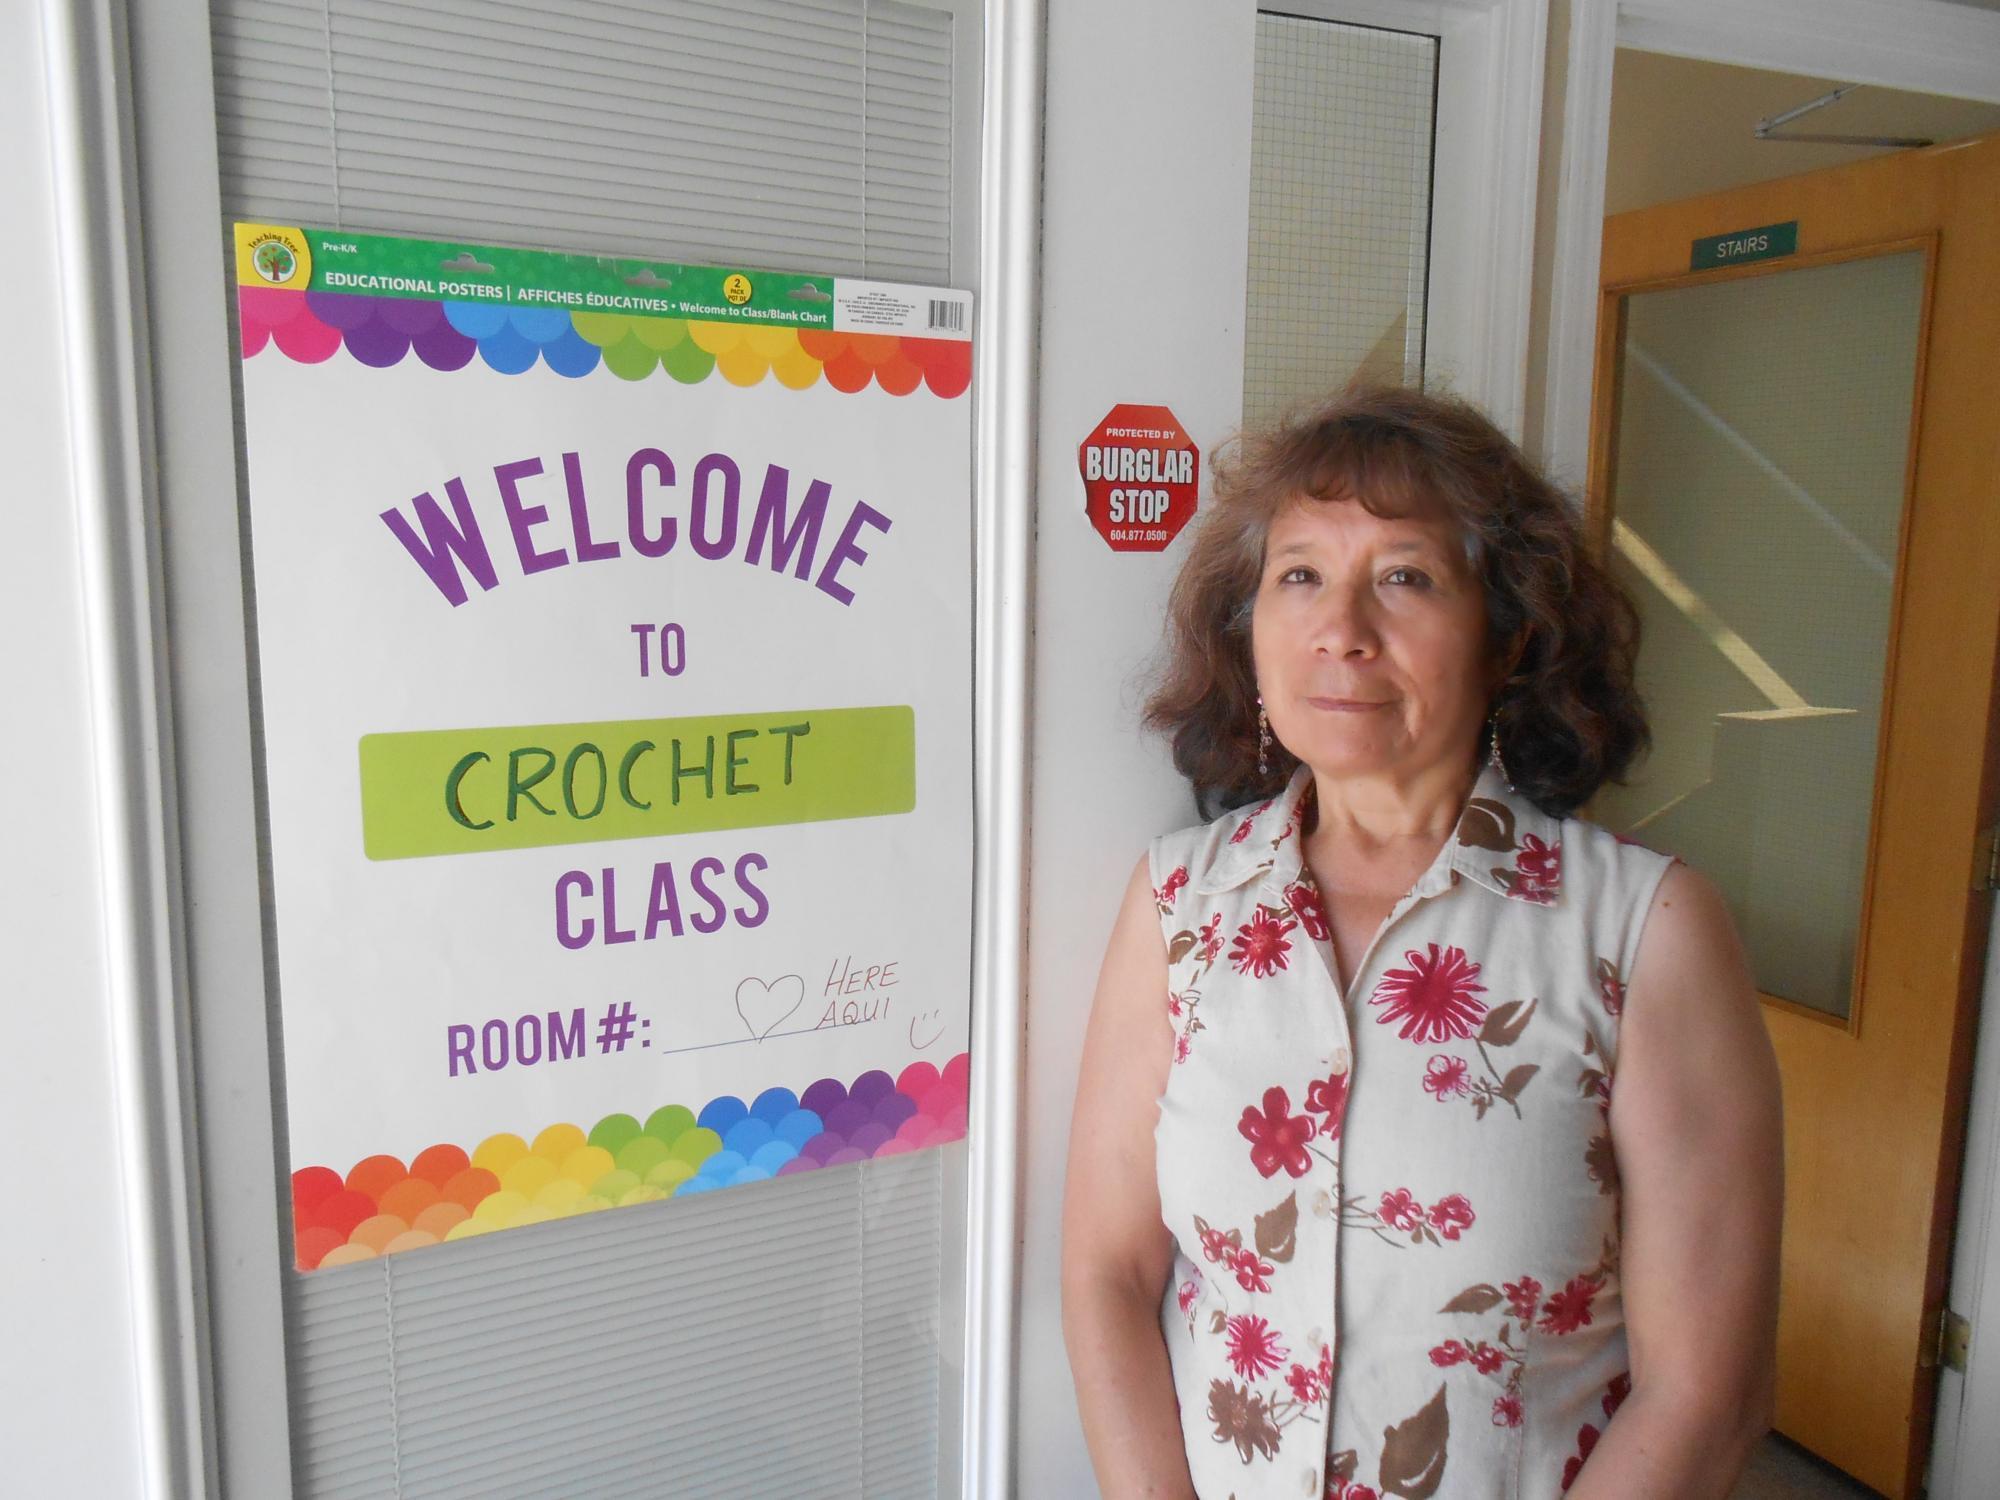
[1938,1307,1972,1373]
[1977,824,2000,894]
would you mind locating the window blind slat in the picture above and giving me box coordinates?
[213,0,956,280]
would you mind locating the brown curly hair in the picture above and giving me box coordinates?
[1143,383,1651,821]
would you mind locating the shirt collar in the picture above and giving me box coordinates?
[1193,759,1565,908]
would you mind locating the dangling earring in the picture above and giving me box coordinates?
[1486,711,1514,792]
[1257,696,1272,777]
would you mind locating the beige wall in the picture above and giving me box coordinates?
[1520,5,2000,475]
[1605,49,2000,214]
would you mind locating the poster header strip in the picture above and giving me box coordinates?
[359,704,916,860]
[233,222,970,338]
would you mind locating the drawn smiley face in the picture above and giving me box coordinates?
[908,1008,946,1050]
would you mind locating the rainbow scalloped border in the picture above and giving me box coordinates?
[290,1051,971,1271]
[239,287,971,397]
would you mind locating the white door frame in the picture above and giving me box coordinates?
[1273,0,1551,439]
[38,0,216,1493]
[1541,4,2000,1495]
[964,1,1043,1496]
[92,0,1040,1495]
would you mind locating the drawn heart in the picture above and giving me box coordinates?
[735,974,804,1041]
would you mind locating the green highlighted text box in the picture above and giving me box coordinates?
[360,705,914,861]
[287,226,837,327]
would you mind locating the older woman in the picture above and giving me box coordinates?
[1061,385,1782,1500]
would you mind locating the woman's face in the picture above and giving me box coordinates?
[1250,495,1496,783]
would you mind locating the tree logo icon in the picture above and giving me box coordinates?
[251,236,298,285]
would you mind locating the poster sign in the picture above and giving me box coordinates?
[232,224,974,1270]
[1080,402,1199,552]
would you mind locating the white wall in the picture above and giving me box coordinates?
[1930,903,2000,1495]
[1015,2,1259,1493]
[0,5,148,1493]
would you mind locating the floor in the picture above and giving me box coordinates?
[1733,1433,1889,1499]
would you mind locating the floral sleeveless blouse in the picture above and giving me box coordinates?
[1146,759,1678,1500]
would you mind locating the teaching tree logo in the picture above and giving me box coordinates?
[241,227,308,287]
[234,223,313,289]
[252,239,296,284]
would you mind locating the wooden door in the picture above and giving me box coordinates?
[1583,134,2000,1497]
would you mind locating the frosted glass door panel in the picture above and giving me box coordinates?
[1244,15,1436,426]
[1591,251,1925,1021]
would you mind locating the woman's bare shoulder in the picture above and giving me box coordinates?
[1625,856,1760,1030]
[1639,858,1740,958]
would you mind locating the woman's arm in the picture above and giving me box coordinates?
[1570,860,1785,1499]
[1061,853,1200,1500]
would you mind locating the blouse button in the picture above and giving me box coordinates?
[1301,1468,1317,1493]
[1311,1189,1333,1219]
[1306,1326,1325,1352]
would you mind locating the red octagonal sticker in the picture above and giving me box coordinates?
[1080,403,1199,552]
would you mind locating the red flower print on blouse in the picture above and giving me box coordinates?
[1422,1054,1471,1100]
[1197,912,1224,963]
[1560,1422,1601,1492]
[1197,1222,1237,1264]
[1228,1245,1275,1294]
[1286,1343,1332,1405]
[1224,1313,1289,1380]
[1368,942,1489,1043]
[1305,1069,1350,1140]
[1230,909,1296,978]
[1426,1193,1475,1242]
[1432,1337,1504,1373]
[1286,1362,1323,1404]
[1492,1391,1523,1428]
[1596,956,1627,1018]
[1503,1275,1543,1322]
[1560,1371,1633,1490]
[1283,879,1331,941]
[1603,1371,1631,1419]
[1538,1273,1605,1335]
[1329,1482,1379,1500]
[1174,1035,1192,1064]
[1278,787,1310,843]
[1177,1280,1200,1316]
[1239,1087,1317,1178]
[1512,832,1562,903]
[1153,865,1188,913]
[1378,1187,1425,1232]
[1229,816,1254,845]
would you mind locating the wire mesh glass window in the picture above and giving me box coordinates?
[1244,13,1438,428]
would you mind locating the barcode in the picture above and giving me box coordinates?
[927,299,965,332]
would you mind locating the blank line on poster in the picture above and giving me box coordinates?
[654,1021,883,1059]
